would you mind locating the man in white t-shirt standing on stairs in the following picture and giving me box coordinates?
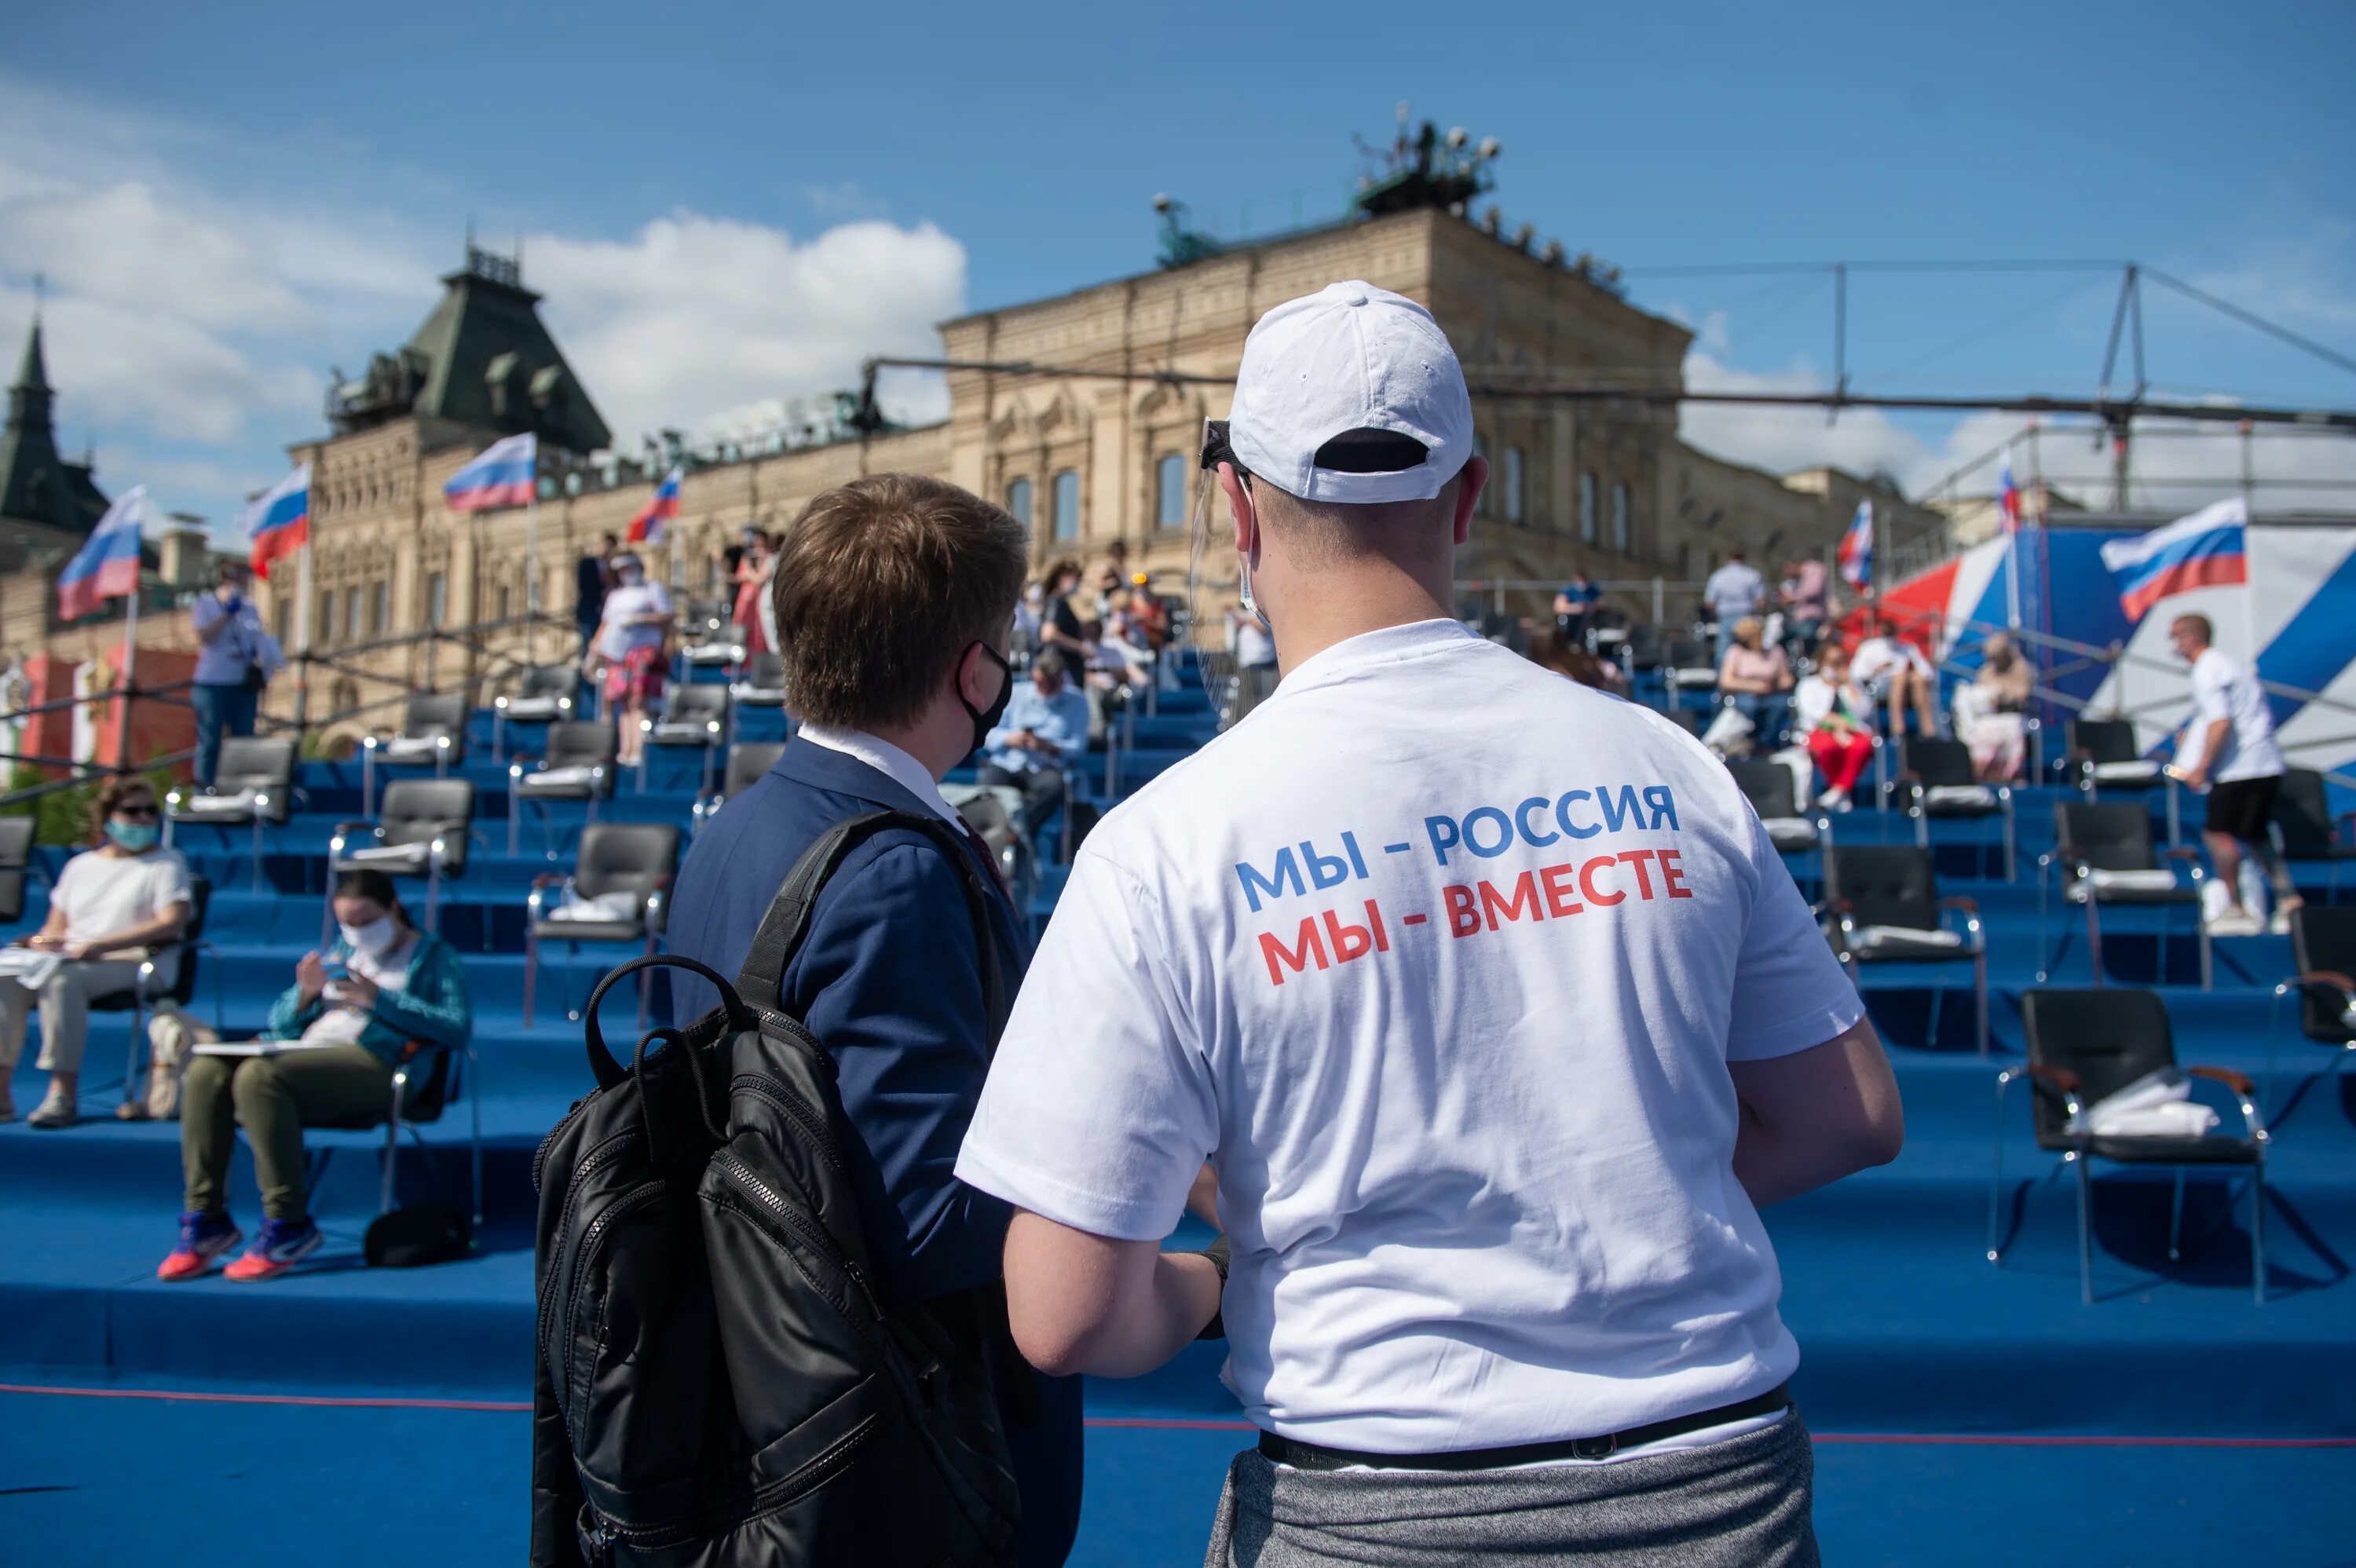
[956,280,1904,1565]
[2169,612,2298,937]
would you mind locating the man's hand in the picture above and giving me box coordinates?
[2179,763,2209,790]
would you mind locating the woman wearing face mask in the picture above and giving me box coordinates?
[731,528,774,659]
[0,777,192,1128]
[160,869,472,1281]
[594,550,673,765]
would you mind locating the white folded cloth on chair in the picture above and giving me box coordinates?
[1762,817,1818,850]
[525,765,602,788]
[0,948,64,988]
[2080,868,2181,896]
[179,789,261,817]
[2068,1068,2219,1139]
[503,697,567,720]
[345,842,428,866]
[1849,924,1965,952]
[382,733,449,761]
[547,888,641,923]
[2091,759,2162,783]
[1924,784,1998,810]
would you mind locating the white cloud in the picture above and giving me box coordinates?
[528,212,965,450]
[1678,349,1930,487]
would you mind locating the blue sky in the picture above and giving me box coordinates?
[3,0,2352,538]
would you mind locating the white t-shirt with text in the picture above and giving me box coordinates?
[597,583,672,660]
[957,618,1862,1450]
[2185,647,2285,783]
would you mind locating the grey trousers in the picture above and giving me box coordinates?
[1204,1412,1818,1567]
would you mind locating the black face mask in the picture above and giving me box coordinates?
[961,641,1014,756]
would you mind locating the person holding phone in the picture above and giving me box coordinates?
[159,870,471,1282]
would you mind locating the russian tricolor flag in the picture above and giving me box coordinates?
[629,466,683,544]
[58,485,147,621]
[240,464,311,581]
[2099,496,2248,622]
[1837,499,1874,588]
[444,432,538,513]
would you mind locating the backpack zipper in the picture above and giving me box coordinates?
[580,1403,882,1553]
[561,1180,670,1428]
[536,1128,644,1383]
[711,1150,883,1325]
[729,1074,848,1181]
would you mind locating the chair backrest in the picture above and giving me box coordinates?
[1903,736,1974,789]
[573,822,680,905]
[543,721,618,769]
[2291,905,2356,1042]
[1824,844,1940,932]
[214,737,298,821]
[664,684,730,726]
[719,742,787,801]
[703,621,749,647]
[742,651,786,690]
[1658,707,1704,736]
[0,814,38,924]
[1666,639,1710,671]
[2054,800,2154,872]
[2069,717,2138,766]
[170,876,212,1007]
[686,597,727,631]
[520,665,573,701]
[2020,988,2177,1147]
[2272,769,2333,856]
[1727,759,1799,820]
[1625,623,1667,667]
[404,693,467,738]
[380,779,477,853]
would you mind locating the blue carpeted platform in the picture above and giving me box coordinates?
[3,656,2351,1560]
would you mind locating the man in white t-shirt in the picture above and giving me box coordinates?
[1850,614,1942,740]
[1702,547,1765,660]
[957,281,1903,1563]
[2168,612,2296,936]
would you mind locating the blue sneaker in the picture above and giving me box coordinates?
[157,1211,243,1281]
[225,1216,323,1281]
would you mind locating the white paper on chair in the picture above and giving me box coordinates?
[193,1037,344,1058]
[0,948,64,989]
[2092,759,2162,783]
[1849,925,1965,951]
[345,843,423,866]
[1926,784,1998,810]
[529,766,601,788]
[547,888,640,923]
[2067,1067,2219,1139]
[2083,868,2180,895]
[384,735,444,759]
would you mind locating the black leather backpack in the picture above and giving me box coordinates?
[529,812,1021,1566]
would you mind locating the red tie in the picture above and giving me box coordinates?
[960,821,1013,906]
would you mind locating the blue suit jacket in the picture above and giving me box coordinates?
[668,738,1081,1566]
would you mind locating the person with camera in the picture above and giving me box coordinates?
[959,281,1902,1564]
[666,473,1082,1567]
[190,559,281,785]
[159,868,472,1281]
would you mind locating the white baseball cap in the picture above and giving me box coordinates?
[1227,280,1474,505]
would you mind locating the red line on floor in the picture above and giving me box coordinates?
[4,1386,2349,1449]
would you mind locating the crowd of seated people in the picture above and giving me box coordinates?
[163,868,474,1282]
[0,776,192,1128]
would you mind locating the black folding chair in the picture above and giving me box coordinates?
[0,816,38,927]
[729,652,788,708]
[329,780,477,937]
[524,822,679,1028]
[508,721,619,858]
[308,1038,483,1230]
[492,666,578,760]
[693,741,788,832]
[104,876,218,1113]
[2038,801,2209,989]
[1898,736,2015,880]
[364,693,468,814]
[2270,769,2356,901]
[2270,905,2356,1126]
[1992,988,2267,1304]
[1663,639,1718,707]
[164,737,298,892]
[1821,844,1988,1056]
[639,685,730,795]
[1728,759,1829,855]
[683,622,750,671]
[2066,717,2178,844]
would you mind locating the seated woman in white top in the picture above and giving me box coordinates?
[1794,642,1879,810]
[0,776,192,1128]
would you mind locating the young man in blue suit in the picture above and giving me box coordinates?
[668,472,1081,1566]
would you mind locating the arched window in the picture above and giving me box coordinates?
[1611,481,1631,554]
[371,583,390,636]
[1157,454,1187,529]
[1579,472,1597,543]
[1006,477,1033,527]
[1504,448,1526,523]
[1052,469,1080,542]
[426,572,447,628]
[344,587,361,639]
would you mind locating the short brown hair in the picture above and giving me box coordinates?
[771,473,1028,729]
[90,773,158,846]
[2171,612,2215,644]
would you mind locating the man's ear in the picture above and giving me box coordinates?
[1451,455,1489,546]
[1217,462,1254,556]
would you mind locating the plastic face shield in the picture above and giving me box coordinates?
[1187,419,1250,707]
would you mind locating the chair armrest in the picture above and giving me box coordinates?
[2284,969,2356,1006]
[2186,1065,2256,1097]
[1940,896,1980,913]
[2162,846,2202,862]
[2024,1063,2082,1093]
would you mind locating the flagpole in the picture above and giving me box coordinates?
[115,560,139,774]
[2238,441,2260,684]
[294,537,315,738]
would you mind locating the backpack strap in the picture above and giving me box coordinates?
[734,810,1008,1047]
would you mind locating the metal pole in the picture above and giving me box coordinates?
[115,573,140,771]
[526,484,541,668]
[293,538,314,741]
[1652,576,1664,623]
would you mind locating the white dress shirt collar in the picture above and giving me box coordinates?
[795,724,963,828]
